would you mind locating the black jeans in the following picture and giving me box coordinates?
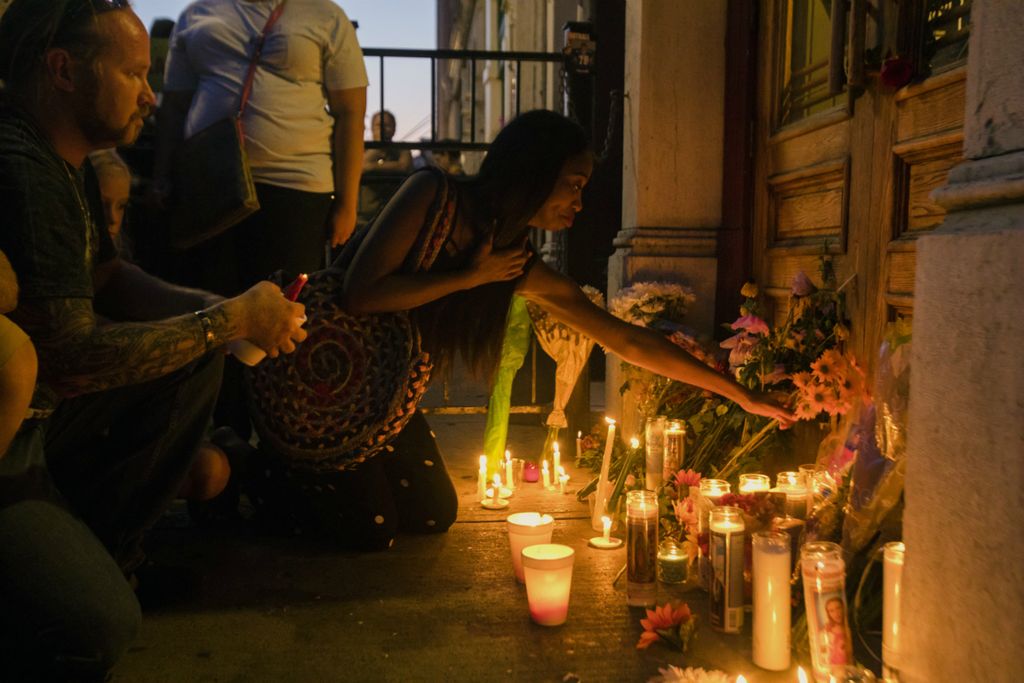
[44,352,225,572]
[249,411,459,551]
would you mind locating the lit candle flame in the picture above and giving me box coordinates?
[629,436,640,449]
[602,516,611,532]
[504,449,511,462]
[557,465,566,477]
[553,441,560,453]
[542,460,549,471]
[797,666,808,683]
[605,416,616,425]
[478,455,487,472]
[577,430,582,438]
[493,474,501,487]
[736,676,747,683]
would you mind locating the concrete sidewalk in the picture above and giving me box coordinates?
[110,394,796,682]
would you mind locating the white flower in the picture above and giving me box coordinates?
[609,281,696,327]
[647,666,731,683]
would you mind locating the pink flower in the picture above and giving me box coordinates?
[791,271,817,297]
[720,331,757,367]
[674,468,702,489]
[673,498,699,529]
[730,314,770,336]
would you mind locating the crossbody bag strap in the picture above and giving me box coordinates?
[235,1,287,137]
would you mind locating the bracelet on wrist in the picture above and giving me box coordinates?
[193,309,217,351]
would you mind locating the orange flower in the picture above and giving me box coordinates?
[637,602,693,650]
[811,349,845,383]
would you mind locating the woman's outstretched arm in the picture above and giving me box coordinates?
[341,172,531,313]
[517,261,794,425]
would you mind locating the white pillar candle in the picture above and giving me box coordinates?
[663,419,685,482]
[506,512,554,582]
[541,460,551,489]
[521,544,575,626]
[477,455,488,501]
[602,515,612,543]
[552,441,560,479]
[504,450,514,491]
[752,531,791,670]
[883,541,905,678]
[558,473,569,494]
[644,416,666,490]
[710,505,745,633]
[591,417,616,530]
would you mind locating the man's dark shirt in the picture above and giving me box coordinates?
[0,103,117,415]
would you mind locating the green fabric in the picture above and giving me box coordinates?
[482,295,532,470]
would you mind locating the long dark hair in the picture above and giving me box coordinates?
[416,110,590,383]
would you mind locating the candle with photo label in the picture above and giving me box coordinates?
[710,506,745,633]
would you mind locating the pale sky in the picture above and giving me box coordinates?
[132,0,438,141]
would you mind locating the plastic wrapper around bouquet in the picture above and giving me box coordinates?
[244,268,432,471]
[526,284,604,429]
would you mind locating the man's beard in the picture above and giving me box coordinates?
[74,72,145,148]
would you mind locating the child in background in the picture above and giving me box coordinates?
[89,149,133,257]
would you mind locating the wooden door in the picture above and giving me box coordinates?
[752,0,970,375]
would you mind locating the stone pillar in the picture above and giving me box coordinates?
[608,0,727,433]
[901,2,1024,680]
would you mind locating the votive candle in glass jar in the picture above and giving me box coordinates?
[657,538,689,584]
[626,490,659,606]
[662,420,685,482]
[776,471,809,520]
[698,479,731,590]
[709,505,745,633]
[644,416,666,490]
[752,531,791,670]
[801,541,853,682]
[739,473,771,494]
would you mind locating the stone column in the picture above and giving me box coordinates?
[608,0,727,433]
[902,1,1024,680]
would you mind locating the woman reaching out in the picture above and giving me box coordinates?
[246,110,793,550]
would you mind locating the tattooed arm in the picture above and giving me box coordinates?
[15,281,306,398]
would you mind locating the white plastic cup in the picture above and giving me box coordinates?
[521,544,575,626]
[506,512,554,583]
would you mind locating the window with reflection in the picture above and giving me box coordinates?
[777,0,842,127]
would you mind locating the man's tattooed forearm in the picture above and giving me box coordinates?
[16,297,211,396]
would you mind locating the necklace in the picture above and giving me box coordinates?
[63,161,96,267]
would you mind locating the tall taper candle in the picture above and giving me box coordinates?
[552,441,560,482]
[752,531,791,670]
[477,455,488,500]
[591,417,616,530]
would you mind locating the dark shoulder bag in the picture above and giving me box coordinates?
[169,2,286,249]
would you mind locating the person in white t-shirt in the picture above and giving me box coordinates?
[156,0,368,287]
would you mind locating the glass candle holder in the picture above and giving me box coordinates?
[663,420,685,481]
[709,505,745,633]
[698,479,731,590]
[739,473,771,494]
[657,538,689,584]
[801,541,853,682]
[522,544,575,626]
[752,531,791,670]
[506,512,554,583]
[882,541,905,679]
[776,471,809,520]
[644,416,666,490]
[626,490,659,606]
